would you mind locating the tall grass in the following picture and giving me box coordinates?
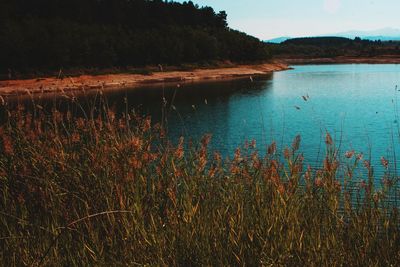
[0,103,399,266]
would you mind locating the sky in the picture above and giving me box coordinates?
[176,0,400,40]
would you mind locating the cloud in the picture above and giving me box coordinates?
[324,0,341,13]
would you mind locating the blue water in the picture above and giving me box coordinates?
[162,65,400,171]
[12,64,400,181]
[164,64,400,180]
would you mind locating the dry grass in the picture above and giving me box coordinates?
[0,104,399,266]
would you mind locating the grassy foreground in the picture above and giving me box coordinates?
[0,105,399,266]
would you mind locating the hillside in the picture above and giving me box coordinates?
[268,36,400,59]
[266,27,400,43]
[0,0,270,76]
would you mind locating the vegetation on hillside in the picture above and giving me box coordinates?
[0,0,270,76]
[0,101,399,266]
[268,36,400,58]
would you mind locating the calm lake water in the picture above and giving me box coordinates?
[9,64,400,181]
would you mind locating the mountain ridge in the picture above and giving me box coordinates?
[266,27,400,43]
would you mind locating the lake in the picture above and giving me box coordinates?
[9,64,400,182]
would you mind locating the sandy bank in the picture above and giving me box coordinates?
[0,62,289,96]
[281,56,400,65]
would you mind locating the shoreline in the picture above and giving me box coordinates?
[3,56,397,97]
[0,62,289,97]
[280,56,400,65]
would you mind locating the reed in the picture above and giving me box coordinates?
[0,104,399,266]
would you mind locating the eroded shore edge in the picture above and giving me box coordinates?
[0,62,289,97]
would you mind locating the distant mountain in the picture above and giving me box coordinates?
[266,27,400,43]
[265,37,291,43]
[335,27,400,41]
[361,36,400,41]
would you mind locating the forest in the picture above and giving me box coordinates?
[0,0,270,75]
[2,0,400,77]
[268,36,400,58]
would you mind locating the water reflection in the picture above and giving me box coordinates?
[4,76,274,156]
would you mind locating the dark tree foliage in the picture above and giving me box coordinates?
[283,37,353,46]
[0,0,270,74]
[268,36,400,58]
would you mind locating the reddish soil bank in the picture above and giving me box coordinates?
[0,62,289,96]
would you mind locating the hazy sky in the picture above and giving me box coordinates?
[178,0,400,40]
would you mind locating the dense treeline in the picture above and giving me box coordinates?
[284,37,353,46]
[268,36,400,58]
[0,0,270,75]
